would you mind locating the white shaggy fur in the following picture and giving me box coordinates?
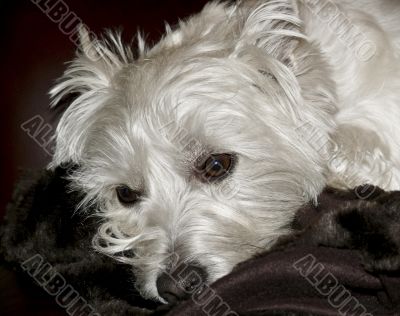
[49,0,400,301]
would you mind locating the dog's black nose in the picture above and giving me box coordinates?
[156,264,207,304]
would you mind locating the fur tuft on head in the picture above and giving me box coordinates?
[49,25,134,167]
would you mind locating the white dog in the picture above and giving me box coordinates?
[49,0,400,303]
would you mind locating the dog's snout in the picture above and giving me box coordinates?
[156,264,207,304]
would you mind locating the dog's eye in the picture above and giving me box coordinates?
[116,185,141,205]
[196,153,235,182]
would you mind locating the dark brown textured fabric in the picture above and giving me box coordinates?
[1,169,399,316]
[168,248,398,315]
[167,187,400,316]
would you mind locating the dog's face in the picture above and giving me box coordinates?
[51,1,337,301]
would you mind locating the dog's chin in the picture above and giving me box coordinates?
[135,273,162,302]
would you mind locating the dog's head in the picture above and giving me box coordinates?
[50,1,337,302]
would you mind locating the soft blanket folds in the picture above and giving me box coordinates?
[1,168,399,315]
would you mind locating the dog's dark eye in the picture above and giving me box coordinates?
[196,153,235,182]
[116,186,141,205]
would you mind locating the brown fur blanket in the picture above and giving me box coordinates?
[1,168,399,315]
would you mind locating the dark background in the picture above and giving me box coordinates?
[0,0,209,219]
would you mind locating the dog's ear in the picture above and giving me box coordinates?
[49,26,133,167]
[232,0,304,67]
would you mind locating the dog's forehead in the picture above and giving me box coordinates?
[102,52,269,167]
[118,54,257,126]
